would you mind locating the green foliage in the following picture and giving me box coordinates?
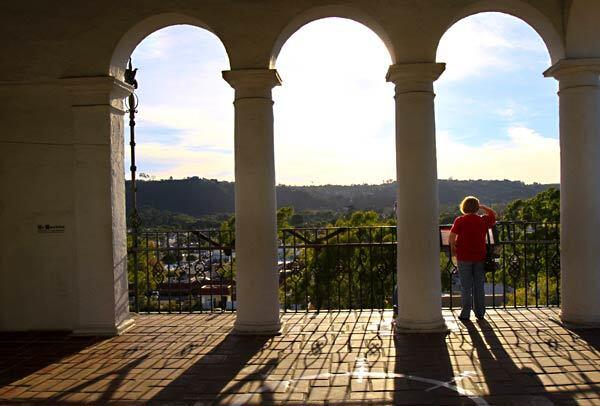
[279,214,397,311]
[220,208,341,230]
[334,210,395,227]
[505,273,560,307]
[504,187,559,222]
[127,234,160,310]
[220,214,235,233]
[277,206,294,229]
[135,205,230,230]
[491,188,561,307]
[439,205,461,225]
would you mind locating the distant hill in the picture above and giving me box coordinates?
[125,177,558,218]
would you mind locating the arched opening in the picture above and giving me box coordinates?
[110,13,229,78]
[435,12,560,308]
[116,23,234,313]
[439,0,565,64]
[125,25,232,184]
[274,17,393,186]
[269,6,396,67]
[272,17,396,310]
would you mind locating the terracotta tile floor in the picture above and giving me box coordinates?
[1,309,599,405]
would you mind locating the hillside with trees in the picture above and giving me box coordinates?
[126,177,557,229]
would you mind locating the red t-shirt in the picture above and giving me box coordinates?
[450,213,496,262]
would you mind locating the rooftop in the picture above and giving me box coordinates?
[1,309,599,405]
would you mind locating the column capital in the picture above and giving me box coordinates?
[544,59,600,90]
[544,58,600,79]
[61,76,133,109]
[222,69,281,100]
[386,63,445,93]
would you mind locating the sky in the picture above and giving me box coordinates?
[128,13,559,185]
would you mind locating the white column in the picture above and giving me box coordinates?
[223,69,281,334]
[62,76,135,335]
[545,59,600,328]
[387,63,447,332]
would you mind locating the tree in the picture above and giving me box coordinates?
[495,188,560,306]
[127,235,161,311]
[277,206,294,229]
[504,187,559,223]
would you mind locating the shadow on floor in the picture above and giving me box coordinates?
[393,330,459,405]
[0,331,104,387]
[50,353,150,403]
[464,319,569,404]
[557,319,600,355]
[151,332,275,404]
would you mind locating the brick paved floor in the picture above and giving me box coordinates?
[0,309,599,405]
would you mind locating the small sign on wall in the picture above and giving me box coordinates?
[37,224,65,234]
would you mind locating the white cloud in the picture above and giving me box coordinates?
[138,107,233,149]
[436,13,550,82]
[437,126,559,183]
[135,143,234,180]
[133,29,173,60]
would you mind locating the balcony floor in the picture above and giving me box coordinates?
[0,309,599,405]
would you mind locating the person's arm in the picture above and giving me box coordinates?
[479,204,497,226]
[449,232,458,259]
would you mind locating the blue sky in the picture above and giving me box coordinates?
[128,13,559,184]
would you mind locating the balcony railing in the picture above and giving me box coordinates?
[280,226,396,312]
[127,222,560,313]
[440,222,560,309]
[127,229,235,313]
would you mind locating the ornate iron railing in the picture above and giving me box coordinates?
[127,229,235,313]
[127,222,560,313]
[440,221,561,309]
[279,226,396,312]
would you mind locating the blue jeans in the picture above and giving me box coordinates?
[458,261,486,319]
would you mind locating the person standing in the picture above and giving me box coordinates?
[449,196,496,321]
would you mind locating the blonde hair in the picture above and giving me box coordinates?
[460,196,480,214]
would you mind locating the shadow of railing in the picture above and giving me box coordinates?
[150,333,274,403]
[464,318,571,404]
[49,354,150,403]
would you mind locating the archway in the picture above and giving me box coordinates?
[270,6,396,68]
[122,24,234,313]
[74,15,237,324]
[274,17,394,186]
[124,25,233,187]
[438,0,564,64]
[435,12,560,309]
[110,13,229,78]
[272,17,396,311]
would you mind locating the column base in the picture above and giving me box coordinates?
[560,312,600,329]
[233,319,282,335]
[72,317,136,336]
[395,317,448,334]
